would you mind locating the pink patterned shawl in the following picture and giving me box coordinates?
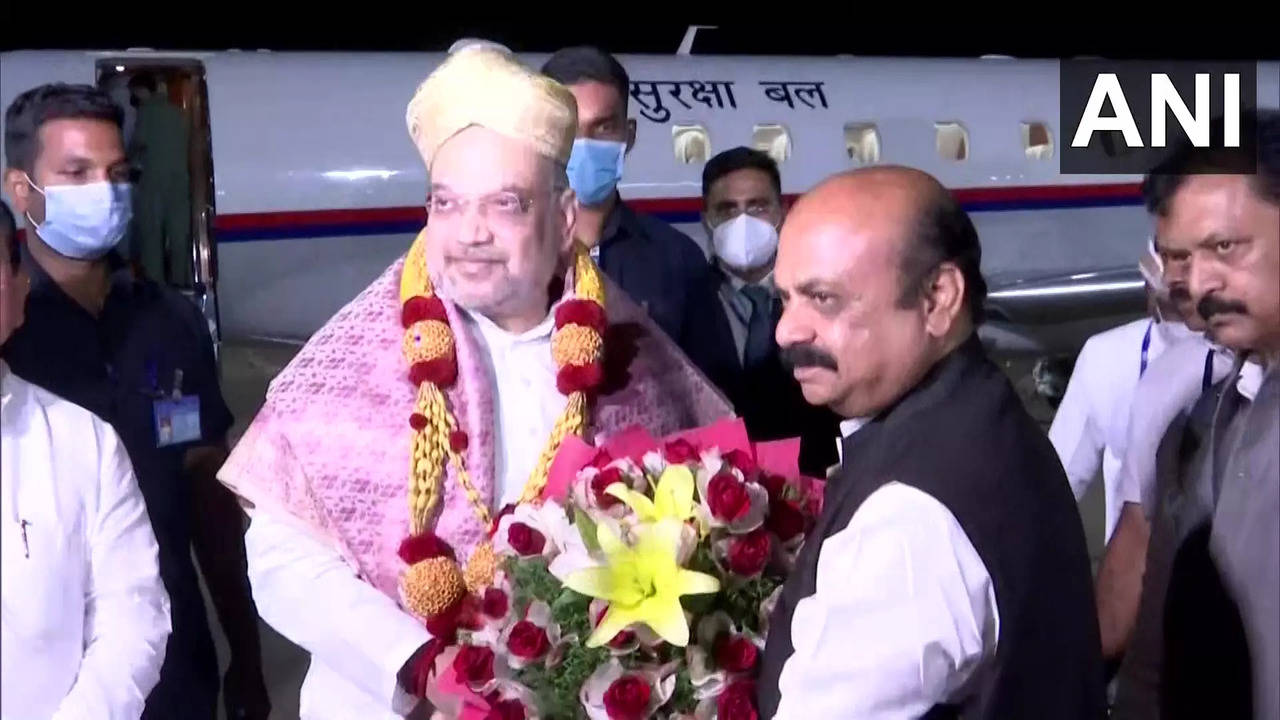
[218,254,733,601]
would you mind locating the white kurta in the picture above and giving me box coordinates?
[1048,318,1199,541]
[775,418,1000,719]
[245,310,562,719]
[1,363,171,720]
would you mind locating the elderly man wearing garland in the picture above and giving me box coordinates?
[217,44,731,719]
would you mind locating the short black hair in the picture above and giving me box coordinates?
[1142,108,1279,216]
[898,190,988,325]
[4,83,123,173]
[702,146,782,200]
[0,200,17,268]
[540,47,630,115]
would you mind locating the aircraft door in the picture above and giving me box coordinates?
[97,59,222,357]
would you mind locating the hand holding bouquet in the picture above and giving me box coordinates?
[409,419,824,720]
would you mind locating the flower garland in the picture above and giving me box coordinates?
[397,231,608,620]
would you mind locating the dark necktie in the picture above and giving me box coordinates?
[741,284,775,371]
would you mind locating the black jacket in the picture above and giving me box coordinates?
[757,334,1106,719]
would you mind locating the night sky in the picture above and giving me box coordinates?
[2,13,1276,60]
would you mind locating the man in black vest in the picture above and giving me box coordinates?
[756,167,1106,718]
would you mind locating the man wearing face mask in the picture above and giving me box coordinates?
[540,47,723,372]
[2,83,270,720]
[696,147,839,476]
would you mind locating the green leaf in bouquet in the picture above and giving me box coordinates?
[550,588,595,639]
[573,507,602,554]
[517,643,609,720]
[506,556,562,608]
[670,669,697,713]
[719,574,782,635]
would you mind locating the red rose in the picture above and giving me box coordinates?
[717,680,758,720]
[727,529,772,577]
[715,635,759,673]
[397,532,457,565]
[591,467,624,509]
[767,499,807,543]
[602,675,652,720]
[506,620,551,660]
[590,449,615,469]
[722,449,758,476]
[757,474,787,500]
[507,522,547,556]
[485,698,527,720]
[482,588,509,619]
[663,438,699,464]
[707,472,752,522]
[452,645,495,686]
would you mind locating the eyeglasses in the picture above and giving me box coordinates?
[426,190,538,225]
[709,200,779,226]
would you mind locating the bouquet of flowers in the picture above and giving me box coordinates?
[406,418,824,720]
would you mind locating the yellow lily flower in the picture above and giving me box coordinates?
[564,518,720,648]
[605,465,697,524]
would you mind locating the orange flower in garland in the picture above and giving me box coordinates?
[396,230,607,615]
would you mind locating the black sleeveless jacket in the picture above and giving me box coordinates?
[756,335,1106,719]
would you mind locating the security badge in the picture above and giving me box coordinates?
[151,366,202,448]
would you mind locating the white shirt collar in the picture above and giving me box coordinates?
[460,304,558,346]
[0,360,17,419]
[1237,360,1266,401]
[840,416,873,437]
[834,416,875,464]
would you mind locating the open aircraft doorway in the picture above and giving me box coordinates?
[96,59,222,356]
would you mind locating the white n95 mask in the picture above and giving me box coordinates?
[712,213,779,272]
[25,176,132,260]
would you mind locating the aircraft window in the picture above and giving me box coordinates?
[752,124,792,163]
[673,125,711,164]
[935,122,969,161]
[1022,122,1054,160]
[844,123,881,164]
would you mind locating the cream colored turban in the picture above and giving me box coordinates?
[406,45,578,169]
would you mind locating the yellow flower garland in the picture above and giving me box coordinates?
[398,229,607,537]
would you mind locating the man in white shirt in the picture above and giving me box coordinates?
[0,199,171,720]
[755,167,1105,718]
[1050,241,1210,543]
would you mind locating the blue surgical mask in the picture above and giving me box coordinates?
[25,175,132,260]
[566,138,626,207]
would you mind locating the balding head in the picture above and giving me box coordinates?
[775,166,984,418]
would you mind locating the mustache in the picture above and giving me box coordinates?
[1169,286,1191,304]
[1197,294,1248,320]
[780,343,839,372]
